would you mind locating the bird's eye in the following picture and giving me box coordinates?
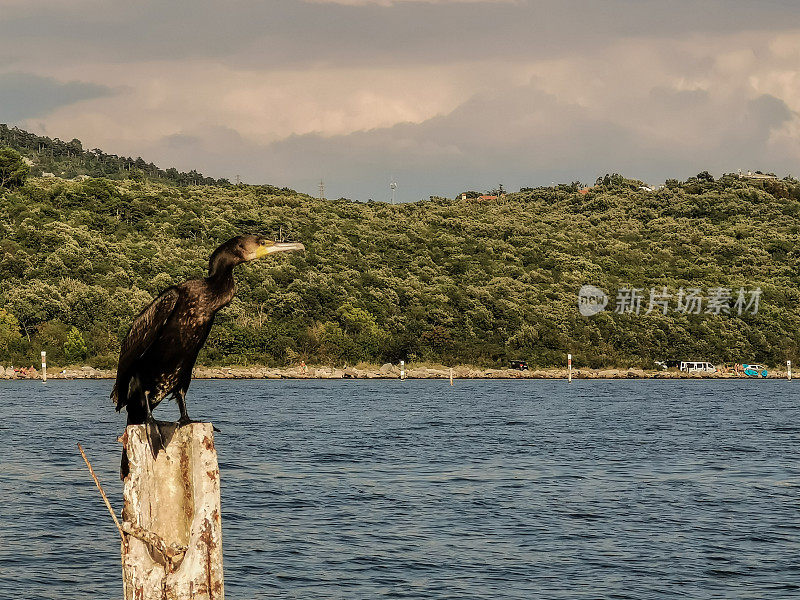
[260,240,267,246]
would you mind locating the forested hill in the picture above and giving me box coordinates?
[0,124,229,186]
[0,165,799,369]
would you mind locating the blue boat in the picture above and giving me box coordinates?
[742,364,768,378]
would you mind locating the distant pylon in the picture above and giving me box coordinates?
[318,179,325,201]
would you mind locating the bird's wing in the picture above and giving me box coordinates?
[112,288,180,409]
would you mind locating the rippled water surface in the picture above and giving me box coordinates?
[1,379,799,599]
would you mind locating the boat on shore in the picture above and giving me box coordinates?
[742,364,769,378]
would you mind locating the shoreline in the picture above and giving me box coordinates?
[0,365,790,380]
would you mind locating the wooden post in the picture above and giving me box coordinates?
[568,353,572,383]
[120,422,224,600]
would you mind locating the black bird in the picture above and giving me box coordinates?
[111,235,304,454]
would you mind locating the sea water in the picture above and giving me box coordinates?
[1,379,798,599]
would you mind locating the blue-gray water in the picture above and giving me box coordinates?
[1,379,799,599]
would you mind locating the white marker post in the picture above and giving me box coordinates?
[788,360,792,381]
[41,351,46,383]
[568,353,572,383]
[400,360,405,380]
[450,367,453,386]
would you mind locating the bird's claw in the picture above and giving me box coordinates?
[177,416,220,433]
[145,417,164,459]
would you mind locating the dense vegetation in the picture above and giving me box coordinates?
[0,137,798,369]
[0,124,227,186]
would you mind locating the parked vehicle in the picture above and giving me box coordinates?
[655,359,681,370]
[510,360,528,371]
[680,361,716,373]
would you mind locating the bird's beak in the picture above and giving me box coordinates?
[256,241,305,258]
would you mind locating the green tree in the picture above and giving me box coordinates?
[64,326,88,364]
[35,320,69,365]
[336,303,388,360]
[0,147,29,189]
[0,307,23,360]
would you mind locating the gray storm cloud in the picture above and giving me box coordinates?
[0,72,112,122]
[1,1,799,199]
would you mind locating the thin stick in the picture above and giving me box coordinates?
[77,442,124,541]
[77,442,187,564]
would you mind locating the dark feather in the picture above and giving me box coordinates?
[111,288,179,410]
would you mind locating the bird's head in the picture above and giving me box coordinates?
[209,235,305,276]
[240,234,305,261]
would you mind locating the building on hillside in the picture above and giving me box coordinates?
[739,169,778,180]
[460,193,503,201]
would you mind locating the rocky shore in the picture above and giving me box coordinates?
[0,364,790,380]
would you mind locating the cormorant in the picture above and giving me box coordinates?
[111,235,304,456]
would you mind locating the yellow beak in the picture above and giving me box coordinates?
[255,241,305,258]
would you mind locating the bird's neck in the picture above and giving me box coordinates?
[208,251,238,279]
[206,256,237,308]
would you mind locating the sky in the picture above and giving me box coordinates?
[1,0,799,201]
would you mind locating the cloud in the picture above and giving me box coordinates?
[0,72,113,122]
[178,32,799,199]
[304,0,515,5]
[24,58,523,153]
[0,0,95,7]
[2,4,800,200]
[127,80,798,201]
[3,1,800,69]
[744,94,794,131]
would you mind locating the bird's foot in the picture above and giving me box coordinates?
[177,415,220,433]
[145,416,164,459]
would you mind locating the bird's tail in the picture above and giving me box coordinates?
[111,383,121,411]
[124,376,147,425]
[119,376,163,477]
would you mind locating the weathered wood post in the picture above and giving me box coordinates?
[120,422,224,599]
[568,353,572,383]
